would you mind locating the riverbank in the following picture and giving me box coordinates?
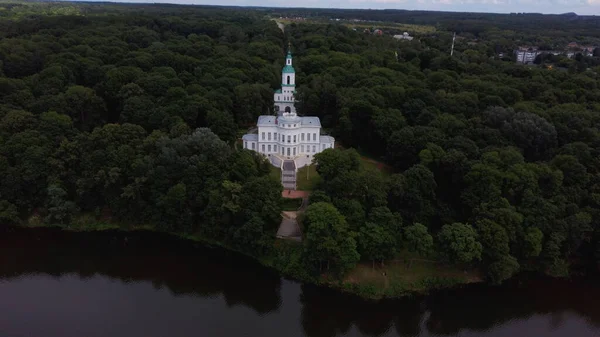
[20,218,481,300]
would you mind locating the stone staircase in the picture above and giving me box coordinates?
[281,160,296,190]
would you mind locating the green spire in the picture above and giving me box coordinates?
[283,42,294,73]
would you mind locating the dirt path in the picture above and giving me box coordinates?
[276,21,285,32]
[277,190,309,241]
[282,190,308,199]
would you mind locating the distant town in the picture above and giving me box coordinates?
[278,16,599,66]
[511,43,598,64]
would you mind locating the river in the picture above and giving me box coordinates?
[0,227,599,337]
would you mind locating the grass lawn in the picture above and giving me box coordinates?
[269,165,281,182]
[336,144,393,176]
[360,157,392,176]
[343,251,481,297]
[281,197,303,211]
[296,165,321,191]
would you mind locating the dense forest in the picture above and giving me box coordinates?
[2,1,600,289]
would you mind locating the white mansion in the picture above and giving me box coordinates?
[242,46,334,169]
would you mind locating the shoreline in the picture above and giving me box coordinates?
[17,222,481,300]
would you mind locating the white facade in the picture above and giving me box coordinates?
[242,46,335,169]
[393,32,413,41]
[515,50,541,64]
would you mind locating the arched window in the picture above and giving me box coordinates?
[287,76,290,85]
[285,106,291,113]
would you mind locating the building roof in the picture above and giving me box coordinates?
[320,135,335,144]
[242,134,258,141]
[282,65,295,73]
[274,89,282,93]
[301,116,321,127]
[257,115,277,125]
[256,115,322,127]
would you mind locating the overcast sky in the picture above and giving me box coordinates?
[73,0,600,15]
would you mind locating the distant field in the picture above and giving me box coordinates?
[342,22,436,34]
[274,18,435,34]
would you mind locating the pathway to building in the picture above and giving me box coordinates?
[276,189,309,242]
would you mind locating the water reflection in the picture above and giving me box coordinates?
[0,227,599,337]
[0,227,283,315]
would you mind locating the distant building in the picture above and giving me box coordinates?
[393,32,413,41]
[511,43,598,64]
[582,46,595,56]
[514,48,541,64]
[242,46,334,170]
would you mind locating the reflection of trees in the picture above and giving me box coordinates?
[300,277,600,337]
[424,279,600,335]
[0,228,282,315]
[3,228,600,337]
[300,284,425,337]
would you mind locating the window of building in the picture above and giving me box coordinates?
[312,145,316,152]
[252,143,255,150]
[287,76,290,85]
[274,132,277,141]
[244,141,247,148]
[282,147,284,155]
[301,133,304,141]
[261,132,265,140]
[313,133,316,141]
[287,148,290,156]
[293,135,296,143]
[268,132,271,141]
[293,148,296,156]
[294,124,296,127]
[274,145,277,151]
[301,145,304,153]
[262,144,265,152]
[268,145,271,152]
[287,135,291,143]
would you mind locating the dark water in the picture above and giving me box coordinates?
[1,228,599,337]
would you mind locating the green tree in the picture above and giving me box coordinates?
[303,202,360,276]
[0,200,19,225]
[403,223,434,257]
[487,255,520,284]
[62,85,106,130]
[475,219,510,260]
[44,184,78,225]
[358,222,396,268]
[438,222,482,265]
[522,227,543,258]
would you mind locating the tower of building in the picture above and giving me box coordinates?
[274,42,296,116]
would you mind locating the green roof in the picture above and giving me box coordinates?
[275,89,282,93]
[282,65,295,73]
